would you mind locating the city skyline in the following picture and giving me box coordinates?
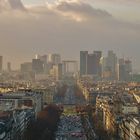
[0,0,140,71]
[0,1,140,140]
[0,50,134,72]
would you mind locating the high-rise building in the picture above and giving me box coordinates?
[36,55,47,64]
[0,56,3,72]
[117,59,132,81]
[117,58,125,81]
[80,51,102,77]
[39,55,48,74]
[87,52,102,76]
[125,60,132,74]
[93,51,102,76]
[57,63,63,80]
[100,57,111,79]
[87,53,95,75]
[32,59,44,74]
[50,63,63,80]
[21,62,32,73]
[7,62,11,72]
[35,54,40,59]
[63,60,78,77]
[35,54,51,74]
[80,51,88,75]
[48,54,61,65]
[94,51,102,59]
[106,50,118,80]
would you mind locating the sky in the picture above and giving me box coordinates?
[22,0,140,23]
[0,0,140,71]
[23,0,45,5]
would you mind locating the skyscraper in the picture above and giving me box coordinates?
[101,57,113,80]
[80,51,88,75]
[117,59,132,81]
[7,62,11,72]
[80,51,102,77]
[50,63,63,80]
[39,55,48,74]
[21,62,32,73]
[0,56,3,72]
[93,51,102,76]
[106,51,118,80]
[117,58,125,81]
[125,60,132,74]
[48,54,61,65]
[87,53,96,75]
[36,55,47,64]
[32,59,44,74]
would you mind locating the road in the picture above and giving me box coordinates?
[55,112,87,140]
[55,86,87,140]
[64,86,76,105]
[55,85,97,140]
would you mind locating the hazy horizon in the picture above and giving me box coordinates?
[0,0,140,71]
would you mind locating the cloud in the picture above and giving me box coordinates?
[94,0,140,4]
[0,0,25,11]
[46,0,112,21]
[0,0,139,70]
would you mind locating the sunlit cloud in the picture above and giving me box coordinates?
[45,0,112,22]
